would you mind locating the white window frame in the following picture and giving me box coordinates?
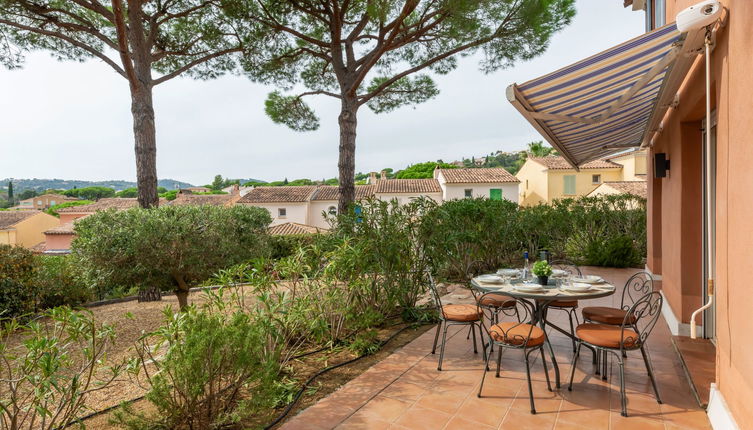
[464,189,473,198]
[591,174,602,185]
[277,208,287,218]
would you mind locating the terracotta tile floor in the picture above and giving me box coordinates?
[280,267,711,430]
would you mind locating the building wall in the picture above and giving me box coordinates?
[12,213,60,247]
[375,192,442,205]
[442,183,519,203]
[59,213,89,224]
[545,169,623,202]
[0,230,16,245]
[45,233,74,251]
[650,0,752,425]
[308,201,338,229]
[242,202,309,226]
[611,151,648,180]
[515,160,549,206]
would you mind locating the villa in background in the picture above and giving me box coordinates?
[515,150,647,206]
[0,211,58,249]
[14,193,77,210]
[238,168,516,228]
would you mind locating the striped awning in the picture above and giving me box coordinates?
[507,23,707,167]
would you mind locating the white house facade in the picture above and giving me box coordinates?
[435,168,520,204]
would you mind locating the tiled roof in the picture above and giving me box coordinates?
[238,186,318,203]
[45,222,76,235]
[0,211,39,229]
[603,181,647,198]
[529,156,622,170]
[438,168,520,183]
[56,198,140,213]
[374,179,441,194]
[311,185,376,201]
[268,222,327,236]
[168,194,239,207]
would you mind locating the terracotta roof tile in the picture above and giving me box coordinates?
[311,185,375,201]
[45,222,76,235]
[56,198,140,213]
[602,181,647,198]
[167,194,239,207]
[530,156,622,170]
[268,222,327,236]
[438,168,519,183]
[0,211,39,229]
[374,179,441,194]
[238,186,318,203]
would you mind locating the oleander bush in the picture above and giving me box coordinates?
[33,255,92,310]
[0,307,123,430]
[0,244,36,318]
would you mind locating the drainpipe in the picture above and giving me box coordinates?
[690,27,714,339]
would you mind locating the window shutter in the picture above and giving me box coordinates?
[489,189,502,200]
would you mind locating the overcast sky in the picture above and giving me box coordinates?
[0,0,644,186]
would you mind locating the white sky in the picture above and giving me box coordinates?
[0,0,644,185]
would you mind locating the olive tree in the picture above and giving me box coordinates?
[224,0,575,213]
[0,0,245,208]
[72,205,272,309]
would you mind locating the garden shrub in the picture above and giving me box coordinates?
[33,255,91,309]
[72,204,272,310]
[0,307,123,430]
[0,244,36,318]
[115,306,283,430]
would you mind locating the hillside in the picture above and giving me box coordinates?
[0,178,194,192]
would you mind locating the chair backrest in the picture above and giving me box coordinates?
[620,291,663,350]
[620,271,654,310]
[550,259,582,276]
[427,272,444,311]
[481,295,538,347]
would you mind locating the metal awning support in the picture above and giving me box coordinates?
[507,23,709,168]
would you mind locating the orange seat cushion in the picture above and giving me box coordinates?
[582,306,637,325]
[548,300,578,308]
[489,322,546,347]
[576,323,639,349]
[441,304,482,322]
[478,293,516,308]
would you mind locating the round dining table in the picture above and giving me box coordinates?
[471,274,616,389]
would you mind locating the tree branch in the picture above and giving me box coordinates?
[152,47,243,85]
[111,0,139,91]
[0,17,126,78]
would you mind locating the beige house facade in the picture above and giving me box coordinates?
[16,194,76,210]
[0,211,59,248]
[516,155,636,206]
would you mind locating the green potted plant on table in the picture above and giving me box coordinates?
[532,260,553,286]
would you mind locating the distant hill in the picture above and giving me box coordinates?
[0,178,194,192]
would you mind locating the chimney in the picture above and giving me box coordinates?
[368,172,377,184]
[380,170,389,180]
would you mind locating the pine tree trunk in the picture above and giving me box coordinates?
[174,275,190,311]
[130,88,159,208]
[337,97,359,215]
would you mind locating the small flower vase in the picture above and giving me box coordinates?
[537,275,548,286]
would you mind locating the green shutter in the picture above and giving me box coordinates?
[489,189,502,200]
[564,175,576,195]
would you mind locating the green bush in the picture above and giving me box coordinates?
[34,255,91,309]
[114,306,283,429]
[0,307,123,430]
[72,204,272,310]
[45,200,94,217]
[0,244,36,318]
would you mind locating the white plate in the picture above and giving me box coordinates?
[477,274,505,284]
[515,284,544,293]
[571,275,604,284]
[496,269,521,277]
[550,269,569,278]
[561,284,592,292]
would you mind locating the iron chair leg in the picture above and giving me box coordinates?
[431,321,442,354]
[602,350,608,380]
[478,345,494,398]
[568,342,583,391]
[524,349,536,414]
[640,345,663,404]
[616,352,627,417]
[567,309,577,353]
[495,346,503,377]
[472,322,478,354]
[477,322,488,361]
[437,324,449,371]
[540,346,552,392]
[466,325,472,340]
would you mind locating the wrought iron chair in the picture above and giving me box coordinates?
[542,259,582,352]
[477,295,552,414]
[428,273,487,371]
[465,261,518,329]
[567,291,663,417]
[582,271,653,371]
